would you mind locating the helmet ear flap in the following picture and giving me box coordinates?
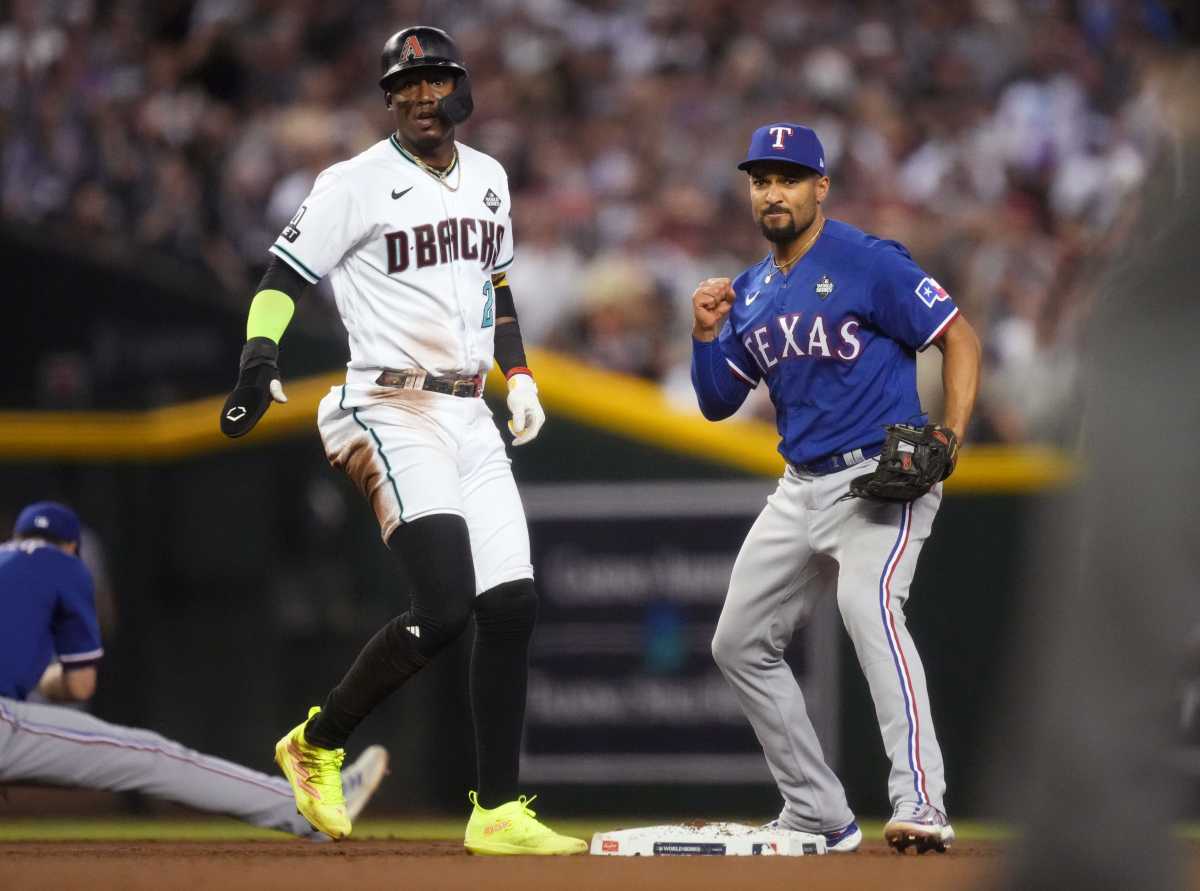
[438,72,473,125]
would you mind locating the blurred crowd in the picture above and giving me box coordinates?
[1,0,1183,443]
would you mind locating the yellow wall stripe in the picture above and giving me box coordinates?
[0,348,1075,491]
[0,373,343,461]
[523,350,1075,493]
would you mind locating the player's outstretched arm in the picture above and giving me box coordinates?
[220,257,310,438]
[492,273,545,446]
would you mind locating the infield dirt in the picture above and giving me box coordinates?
[3,839,1006,890]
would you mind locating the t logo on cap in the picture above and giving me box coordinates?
[737,123,826,175]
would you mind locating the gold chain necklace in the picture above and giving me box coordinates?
[395,136,462,192]
[771,218,824,275]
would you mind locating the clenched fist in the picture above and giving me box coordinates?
[692,277,735,342]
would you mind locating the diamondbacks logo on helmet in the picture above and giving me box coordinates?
[400,35,424,63]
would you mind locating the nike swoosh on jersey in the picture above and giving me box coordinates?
[391,186,413,200]
[745,291,760,306]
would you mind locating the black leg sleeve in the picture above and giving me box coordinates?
[470,578,538,807]
[305,514,476,750]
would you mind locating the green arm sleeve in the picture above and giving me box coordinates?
[245,289,296,344]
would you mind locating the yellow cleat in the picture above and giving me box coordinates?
[274,706,350,840]
[464,791,588,855]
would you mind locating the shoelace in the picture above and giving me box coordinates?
[515,794,538,819]
[468,791,547,828]
[303,748,346,796]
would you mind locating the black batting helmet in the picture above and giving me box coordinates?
[379,26,473,125]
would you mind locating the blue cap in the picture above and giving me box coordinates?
[738,123,826,175]
[14,501,81,545]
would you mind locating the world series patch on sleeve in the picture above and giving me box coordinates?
[590,822,828,856]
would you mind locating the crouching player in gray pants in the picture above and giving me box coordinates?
[0,502,388,839]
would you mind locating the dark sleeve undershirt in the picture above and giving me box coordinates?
[258,255,311,302]
[493,284,530,377]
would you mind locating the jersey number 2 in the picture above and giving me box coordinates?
[481,281,495,328]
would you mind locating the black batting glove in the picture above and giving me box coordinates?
[219,337,288,438]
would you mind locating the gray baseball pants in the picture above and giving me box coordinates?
[711,461,946,831]
[0,696,321,839]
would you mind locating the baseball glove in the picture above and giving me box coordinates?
[847,424,958,502]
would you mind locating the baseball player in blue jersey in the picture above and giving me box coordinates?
[692,124,981,854]
[0,501,387,837]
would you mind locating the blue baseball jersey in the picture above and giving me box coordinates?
[0,539,102,700]
[692,218,959,466]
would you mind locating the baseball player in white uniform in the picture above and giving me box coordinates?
[219,26,584,855]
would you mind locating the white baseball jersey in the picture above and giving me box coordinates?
[269,134,515,408]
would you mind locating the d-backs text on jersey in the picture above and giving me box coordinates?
[384,218,507,273]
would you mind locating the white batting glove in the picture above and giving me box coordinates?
[506,373,545,446]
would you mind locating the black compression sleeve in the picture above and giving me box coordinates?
[492,284,530,377]
[495,284,516,319]
[257,254,311,302]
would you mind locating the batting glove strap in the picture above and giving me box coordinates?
[238,336,280,373]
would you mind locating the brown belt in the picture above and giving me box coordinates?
[374,369,484,398]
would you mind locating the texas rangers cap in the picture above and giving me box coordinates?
[738,123,826,175]
[14,501,81,545]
